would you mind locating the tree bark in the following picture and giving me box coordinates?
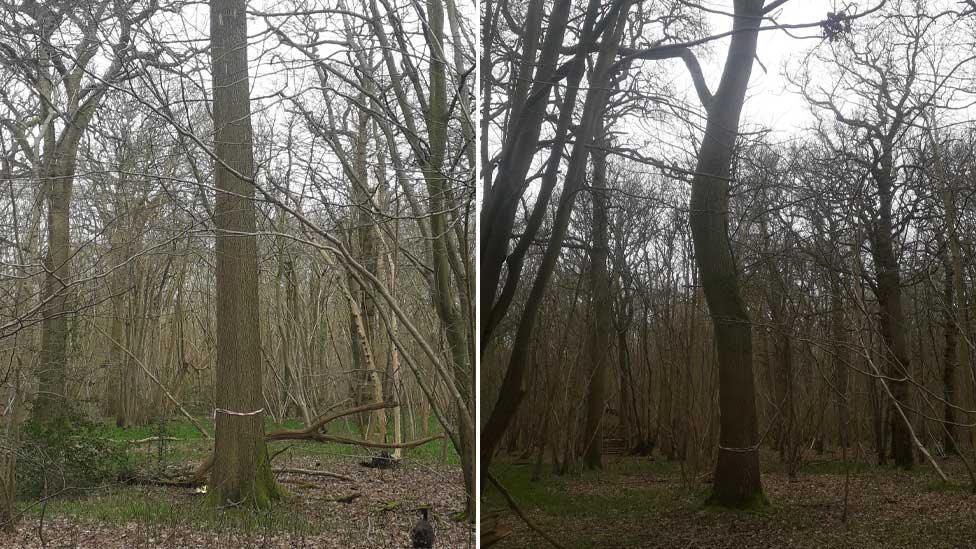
[942,249,959,454]
[868,150,913,470]
[208,0,282,508]
[36,179,72,424]
[829,269,850,449]
[583,126,612,469]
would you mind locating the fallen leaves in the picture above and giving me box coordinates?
[7,452,474,548]
[487,451,976,548]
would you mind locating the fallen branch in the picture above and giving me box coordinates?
[265,401,397,440]
[192,402,447,482]
[486,472,565,549]
[313,433,444,449]
[123,436,179,445]
[123,476,202,489]
[273,468,356,482]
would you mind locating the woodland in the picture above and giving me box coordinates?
[0,0,475,547]
[481,0,976,547]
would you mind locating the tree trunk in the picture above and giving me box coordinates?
[583,126,612,469]
[930,124,971,452]
[0,372,18,532]
[104,223,127,425]
[830,270,850,449]
[687,0,765,507]
[348,107,387,443]
[208,0,282,508]
[424,0,475,519]
[869,152,913,470]
[36,179,72,424]
[942,250,959,454]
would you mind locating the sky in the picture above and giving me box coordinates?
[695,1,850,138]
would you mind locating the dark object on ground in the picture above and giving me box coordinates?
[333,491,362,503]
[411,508,434,548]
[630,438,655,457]
[360,450,398,469]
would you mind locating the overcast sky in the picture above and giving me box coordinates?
[695,1,846,138]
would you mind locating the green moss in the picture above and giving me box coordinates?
[207,441,285,509]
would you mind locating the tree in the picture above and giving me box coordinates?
[679,0,766,507]
[582,121,612,469]
[208,0,282,507]
[792,3,965,469]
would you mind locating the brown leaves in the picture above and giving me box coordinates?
[8,453,473,548]
[489,453,976,548]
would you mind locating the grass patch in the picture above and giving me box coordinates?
[24,487,321,535]
[923,479,973,495]
[484,462,678,520]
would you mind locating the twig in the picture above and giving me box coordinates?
[273,468,356,482]
[119,436,179,445]
[486,472,565,549]
[269,444,294,462]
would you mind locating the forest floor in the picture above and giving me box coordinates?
[6,417,474,548]
[484,448,976,548]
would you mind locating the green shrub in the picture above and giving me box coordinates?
[17,414,133,499]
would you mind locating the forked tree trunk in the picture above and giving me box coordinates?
[208,0,282,508]
[687,0,765,507]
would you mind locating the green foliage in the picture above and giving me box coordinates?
[17,414,133,499]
